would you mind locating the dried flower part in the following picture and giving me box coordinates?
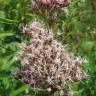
[16,21,87,95]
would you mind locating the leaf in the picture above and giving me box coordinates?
[80,41,94,53]
[2,77,10,89]
[0,0,11,6]
[5,42,19,52]
[9,85,30,96]
[0,17,18,24]
[1,55,16,71]
[0,11,5,18]
[0,31,15,38]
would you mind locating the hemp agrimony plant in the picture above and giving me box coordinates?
[15,0,87,96]
[31,0,70,29]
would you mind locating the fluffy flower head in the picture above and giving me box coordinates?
[16,21,87,95]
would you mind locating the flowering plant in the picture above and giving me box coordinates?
[31,0,70,27]
[15,21,87,95]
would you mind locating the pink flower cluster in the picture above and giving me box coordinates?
[31,0,70,26]
[16,21,86,95]
[37,0,69,6]
[32,0,70,13]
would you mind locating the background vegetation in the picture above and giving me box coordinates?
[0,0,96,96]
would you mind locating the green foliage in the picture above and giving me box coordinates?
[0,0,96,96]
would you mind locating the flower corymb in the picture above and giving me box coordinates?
[15,21,87,95]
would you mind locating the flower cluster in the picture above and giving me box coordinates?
[32,0,69,7]
[32,0,70,13]
[16,21,86,95]
[31,0,70,25]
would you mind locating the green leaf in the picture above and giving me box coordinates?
[1,56,12,70]
[9,85,30,96]
[0,0,11,6]
[81,41,94,52]
[0,17,18,24]
[0,11,5,18]
[5,42,19,52]
[0,31,15,38]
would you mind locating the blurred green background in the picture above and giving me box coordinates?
[0,0,96,96]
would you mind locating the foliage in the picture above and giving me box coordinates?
[0,0,96,96]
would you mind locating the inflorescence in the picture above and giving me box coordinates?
[15,21,87,95]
